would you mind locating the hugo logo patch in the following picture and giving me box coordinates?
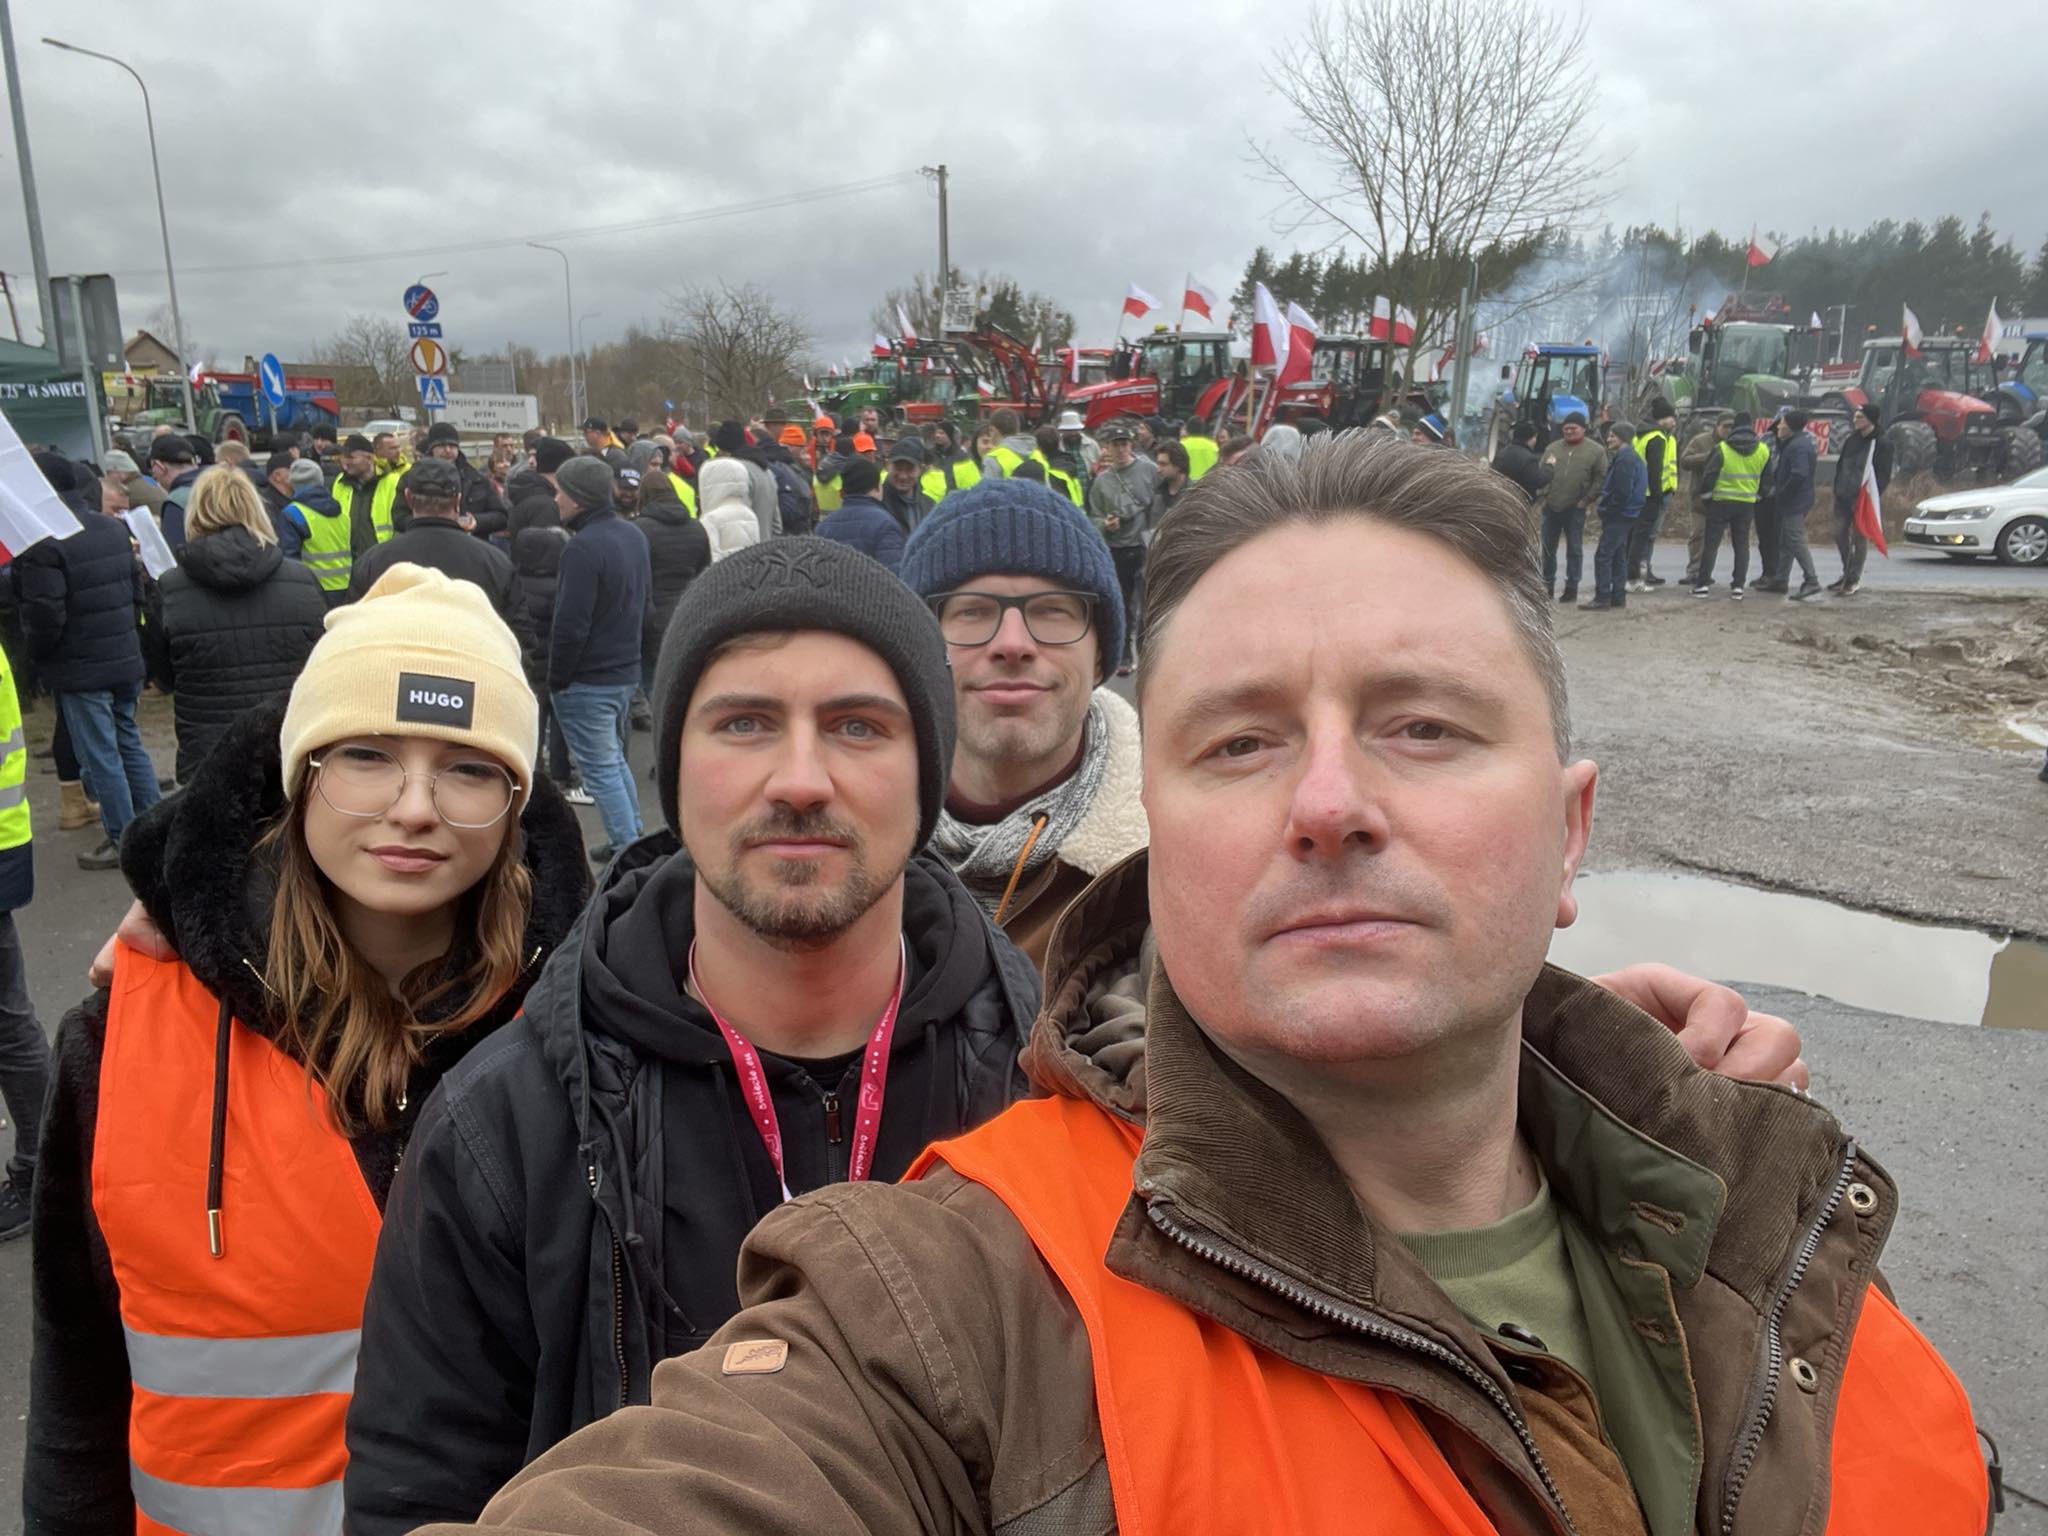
[721,1339,789,1376]
[395,672,475,729]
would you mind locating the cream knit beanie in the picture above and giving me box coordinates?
[280,563,537,806]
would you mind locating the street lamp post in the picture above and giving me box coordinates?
[578,311,601,419]
[44,37,195,431]
[527,243,578,426]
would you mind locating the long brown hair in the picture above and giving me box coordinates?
[259,793,534,1135]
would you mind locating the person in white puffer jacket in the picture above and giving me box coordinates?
[696,457,763,562]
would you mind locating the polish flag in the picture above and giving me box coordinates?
[1123,284,1160,321]
[188,358,208,387]
[1030,330,1042,357]
[1393,305,1417,346]
[1902,304,1924,358]
[1979,301,2002,365]
[1183,277,1219,322]
[1747,230,1779,267]
[1853,428,1890,559]
[1275,303,1318,388]
[1368,295,1392,341]
[976,377,995,398]
[873,333,893,356]
[1251,282,1288,371]
[0,411,83,563]
[897,303,919,343]
[1810,311,1825,332]
[1429,344,1456,383]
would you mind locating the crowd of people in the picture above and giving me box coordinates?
[0,403,1998,1535]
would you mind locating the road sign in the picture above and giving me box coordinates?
[258,353,287,408]
[444,393,540,434]
[410,337,449,375]
[416,374,448,409]
[402,284,440,322]
[407,321,443,340]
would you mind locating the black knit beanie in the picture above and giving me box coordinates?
[652,537,956,849]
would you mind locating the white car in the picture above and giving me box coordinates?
[1904,467,2048,565]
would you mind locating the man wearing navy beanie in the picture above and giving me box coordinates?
[899,478,1147,964]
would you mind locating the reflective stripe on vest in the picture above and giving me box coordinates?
[1636,429,1678,495]
[989,445,1024,477]
[1183,434,1219,480]
[0,642,27,841]
[920,456,982,504]
[92,944,382,1536]
[1713,440,1770,504]
[914,1094,1989,1536]
[667,471,699,517]
[287,501,354,591]
[332,476,401,543]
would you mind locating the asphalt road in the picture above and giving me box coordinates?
[0,548,2040,1531]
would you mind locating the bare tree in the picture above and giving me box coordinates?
[870,270,1075,349]
[1252,0,1617,376]
[663,282,810,421]
[317,313,413,413]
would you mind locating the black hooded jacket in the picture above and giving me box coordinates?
[153,525,327,783]
[12,507,147,695]
[342,834,1040,1535]
[635,485,710,662]
[22,701,589,1535]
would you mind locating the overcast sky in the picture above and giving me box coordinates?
[3,0,2044,375]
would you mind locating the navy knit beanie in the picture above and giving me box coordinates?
[652,538,956,850]
[899,477,1125,681]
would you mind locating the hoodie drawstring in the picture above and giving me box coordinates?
[993,814,1050,926]
[206,996,231,1258]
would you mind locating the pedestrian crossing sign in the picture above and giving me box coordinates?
[417,374,448,409]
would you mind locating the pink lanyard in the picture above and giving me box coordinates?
[686,938,908,1202]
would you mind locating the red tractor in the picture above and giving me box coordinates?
[1826,335,2040,480]
[1053,330,1246,431]
[1266,335,1437,431]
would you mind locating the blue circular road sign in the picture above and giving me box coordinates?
[403,285,440,322]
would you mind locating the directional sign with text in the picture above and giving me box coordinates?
[417,374,448,409]
[410,337,449,376]
[407,321,443,340]
[402,284,440,322]
[258,353,286,408]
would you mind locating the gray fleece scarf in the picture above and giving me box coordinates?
[929,696,1112,920]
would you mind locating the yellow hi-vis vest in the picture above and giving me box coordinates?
[331,475,401,543]
[815,475,843,513]
[987,445,1025,477]
[1030,450,1084,507]
[1182,433,1220,480]
[288,501,353,592]
[1712,439,1770,504]
[666,471,699,517]
[1636,429,1678,496]
[0,643,28,855]
[920,456,983,504]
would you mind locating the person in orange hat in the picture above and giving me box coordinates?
[851,430,878,456]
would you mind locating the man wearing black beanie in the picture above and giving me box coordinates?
[343,536,1040,1535]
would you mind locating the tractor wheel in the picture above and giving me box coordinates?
[1996,516,2048,566]
[1886,420,1937,477]
[1817,393,1851,417]
[215,413,248,446]
[1998,426,2043,480]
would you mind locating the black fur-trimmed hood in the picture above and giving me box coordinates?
[119,696,592,1043]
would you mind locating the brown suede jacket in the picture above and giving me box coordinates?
[424,852,1975,1536]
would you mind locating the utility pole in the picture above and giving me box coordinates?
[1448,257,1477,452]
[921,164,949,327]
[0,1,51,345]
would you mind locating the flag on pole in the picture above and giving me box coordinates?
[1853,427,1890,559]
[1275,303,1318,388]
[976,377,995,398]
[1368,295,1392,341]
[897,303,919,343]
[872,333,893,356]
[1251,283,1288,370]
[0,409,83,563]
[1030,330,1042,357]
[1392,305,1417,346]
[1122,284,1160,322]
[1810,311,1824,332]
[188,358,208,387]
[1979,300,2002,365]
[1902,304,1924,358]
[1183,277,1219,322]
[1747,230,1779,267]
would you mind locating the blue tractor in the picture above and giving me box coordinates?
[1487,343,1604,456]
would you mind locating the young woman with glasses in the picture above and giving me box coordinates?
[25,564,591,1536]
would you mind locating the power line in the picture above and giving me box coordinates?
[104,170,923,281]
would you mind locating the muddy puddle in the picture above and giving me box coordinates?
[1549,870,2046,1031]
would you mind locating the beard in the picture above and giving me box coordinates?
[697,807,905,947]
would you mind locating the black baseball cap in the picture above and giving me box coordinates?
[581,416,608,432]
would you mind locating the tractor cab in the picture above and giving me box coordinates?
[1509,344,1603,449]
[1848,337,2026,479]
[1135,331,1232,417]
[1063,330,1241,430]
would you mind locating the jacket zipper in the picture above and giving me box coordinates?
[589,1160,630,1410]
[1144,1198,1577,1536]
[1718,1142,1858,1536]
[822,1092,844,1145]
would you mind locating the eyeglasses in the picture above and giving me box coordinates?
[308,743,517,829]
[931,590,1095,648]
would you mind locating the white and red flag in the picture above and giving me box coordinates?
[1275,303,1318,388]
[1747,230,1779,267]
[1902,304,1924,358]
[1251,282,1288,371]
[1853,429,1890,559]
[1123,284,1160,322]
[1979,301,2002,365]
[0,411,81,563]
[1368,295,1392,341]
[1392,305,1417,346]
[1182,277,1218,323]
[896,303,918,343]
[872,333,893,356]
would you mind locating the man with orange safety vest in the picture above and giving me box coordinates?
[409,438,1986,1536]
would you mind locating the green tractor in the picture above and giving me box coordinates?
[1650,295,1818,438]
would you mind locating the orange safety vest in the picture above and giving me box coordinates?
[915,1094,1987,1536]
[90,943,382,1535]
